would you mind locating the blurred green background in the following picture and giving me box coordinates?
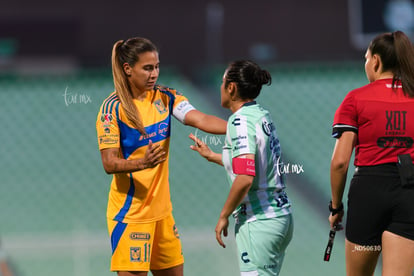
[0,63,384,276]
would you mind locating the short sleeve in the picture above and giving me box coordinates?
[332,92,358,138]
[96,94,120,150]
[228,114,256,157]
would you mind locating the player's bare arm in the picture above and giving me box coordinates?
[184,110,227,135]
[216,172,254,248]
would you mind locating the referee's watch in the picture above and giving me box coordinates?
[329,201,343,216]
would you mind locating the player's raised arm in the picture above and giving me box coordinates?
[184,109,227,135]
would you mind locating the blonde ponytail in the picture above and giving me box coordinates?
[111,40,146,134]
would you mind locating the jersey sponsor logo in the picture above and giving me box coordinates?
[262,120,275,136]
[154,99,167,114]
[232,136,248,152]
[234,145,247,151]
[231,135,247,141]
[379,110,413,147]
[99,135,119,145]
[101,122,115,129]
[377,136,413,148]
[139,131,158,141]
[119,116,171,159]
[262,119,282,156]
[100,138,118,145]
[130,232,150,241]
[232,118,241,126]
[158,122,169,137]
[385,110,407,135]
[137,123,169,141]
[241,252,250,263]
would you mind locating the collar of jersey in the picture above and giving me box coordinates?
[242,101,256,107]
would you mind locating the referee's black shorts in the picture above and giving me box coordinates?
[346,163,414,246]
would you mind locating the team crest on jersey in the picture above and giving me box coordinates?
[154,99,167,114]
[130,247,141,262]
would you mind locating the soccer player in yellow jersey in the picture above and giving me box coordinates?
[96,37,227,276]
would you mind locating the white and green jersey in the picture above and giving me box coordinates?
[222,101,291,224]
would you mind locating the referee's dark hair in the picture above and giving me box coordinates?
[224,60,272,100]
[369,30,414,97]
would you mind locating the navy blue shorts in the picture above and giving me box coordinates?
[346,164,414,246]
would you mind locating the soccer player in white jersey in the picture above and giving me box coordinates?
[189,60,293,276]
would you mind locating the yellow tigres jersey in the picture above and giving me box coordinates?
[96,85,192,223]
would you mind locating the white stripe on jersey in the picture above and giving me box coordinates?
[332,124,358,130]
[256,123,267,189]
[234,114,251,156]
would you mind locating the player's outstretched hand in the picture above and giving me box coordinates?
[189,133,213,160]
